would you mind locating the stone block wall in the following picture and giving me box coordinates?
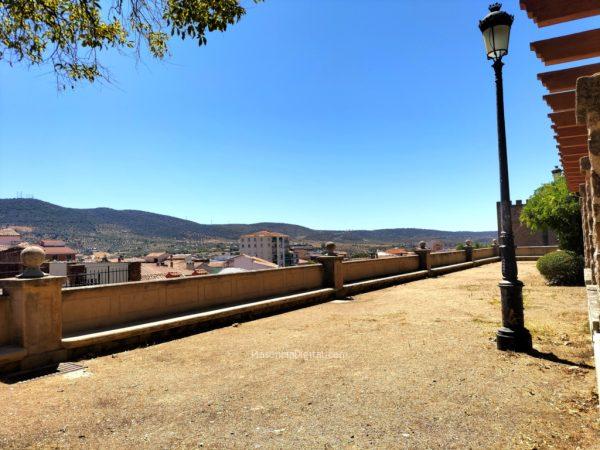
[342,255,420,283]
[62,265,325,335]
[496,200,558,247]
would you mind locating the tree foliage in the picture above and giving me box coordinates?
[455,241,492,250]
[520,176,583,255]
[0,0,261,88]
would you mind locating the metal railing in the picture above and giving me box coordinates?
[66,268,130,287]
[0,270,20,279]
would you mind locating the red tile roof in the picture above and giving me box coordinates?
[43,246,76,255]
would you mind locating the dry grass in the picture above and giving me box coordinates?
[0,262,598,449]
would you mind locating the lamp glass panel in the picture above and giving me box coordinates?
[483,24,510,59]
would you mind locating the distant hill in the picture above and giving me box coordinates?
[0,198,496,253]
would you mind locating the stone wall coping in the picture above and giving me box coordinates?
[0,275,66,285]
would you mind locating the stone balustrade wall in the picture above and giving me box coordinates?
[0,245,553,374]
[62,265,325,335]
[472,247,495,259]
[430,250,467,268]
[342,255,420,283]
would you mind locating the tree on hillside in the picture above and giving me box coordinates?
[520,176,583,255]
[0,0,262,89]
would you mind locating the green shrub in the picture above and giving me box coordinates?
[536,250,584,286]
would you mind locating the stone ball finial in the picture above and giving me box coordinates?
[492,238,498,245]
[325,242,336,256]
[465,239,472,247]
[18,245,46,278]
[419,241,426,250]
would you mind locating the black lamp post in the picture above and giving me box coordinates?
[479,3,532,352]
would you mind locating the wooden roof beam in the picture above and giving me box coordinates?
[538,63,600,93]
[549,111,577,127]
[555,135,589,147]
[560,148,589,158]
[553,124,588,137]
[561,167,585,177]
[565,176,585,183]
[543,91,575,112]
[531,29,600,65]
[521,0,600,27]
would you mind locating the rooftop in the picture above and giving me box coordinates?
[235,254,279,268]
[145,252,169,258]
[241,230,288,238]
[0,228,20,237]
[384,247,409,255]
[1,262,596,448]
[39,239,66,247]
[43,246,76,255]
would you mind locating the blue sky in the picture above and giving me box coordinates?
[1,1,597,231]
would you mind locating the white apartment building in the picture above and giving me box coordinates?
[239,231,293,267]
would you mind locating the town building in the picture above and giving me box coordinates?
[290,243,317,262]
[239,231,296,266]
[197,254,278,274]
[0,228,22,246]
[145,252,171,264]
[91,251,112,262]
[223,254,278,271]
[0,242,27,278]
[39,239,76,262]
[384,247,410,256]
[428,241,445,252]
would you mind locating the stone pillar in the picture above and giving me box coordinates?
[413,241,431,275]
[0,276,66,369]
[316,242,344,297]
[577,74,600,285]
[580,156,595,283]
[579,182,590,268]
[464,239,473,262]
[0,246,67,370]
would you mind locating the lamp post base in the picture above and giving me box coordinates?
[496,279,532,352]
[496,326,532,352]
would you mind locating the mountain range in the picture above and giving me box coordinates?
[0,199,496,252]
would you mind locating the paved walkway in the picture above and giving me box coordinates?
[0,262,598,448]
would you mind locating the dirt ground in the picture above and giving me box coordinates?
[1,262,599,449]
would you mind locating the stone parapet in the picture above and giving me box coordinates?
[0,247,552,375]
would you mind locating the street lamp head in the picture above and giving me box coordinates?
[479,3,514,62]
